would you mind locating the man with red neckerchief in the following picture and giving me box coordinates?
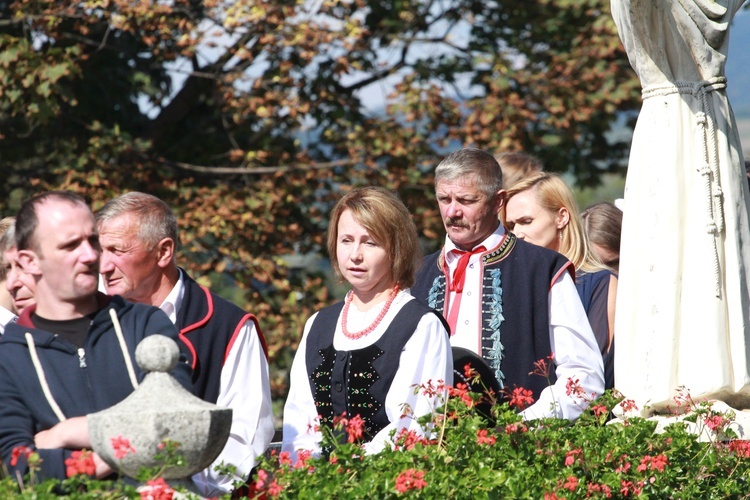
[412,148,604,421]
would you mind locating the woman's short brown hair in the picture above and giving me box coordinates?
[327,187,422,289]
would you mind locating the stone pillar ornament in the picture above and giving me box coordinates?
[88,334,232,479]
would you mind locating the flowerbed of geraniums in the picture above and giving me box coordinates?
[1,438,197,499]
[4,363,750,499]
[248,364,750,499]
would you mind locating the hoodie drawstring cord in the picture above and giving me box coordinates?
[25,332,67,423]
[109,308,139,390]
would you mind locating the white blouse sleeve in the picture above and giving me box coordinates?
[520,272,605,421]
[191,319,275,496]
[363,311,453,454]
[281,313,323,460]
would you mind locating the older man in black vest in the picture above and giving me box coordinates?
[411,148,604,421]
[96,192,273,497]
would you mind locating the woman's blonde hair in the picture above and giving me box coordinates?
[505,173,605,273]
[327,186,422,288]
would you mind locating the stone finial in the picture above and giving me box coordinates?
[88,334,232,480]
[136,334,180,373]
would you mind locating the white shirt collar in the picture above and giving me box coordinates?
[444,224,507,267]
[159,269,185,324]
[0,305,18,334]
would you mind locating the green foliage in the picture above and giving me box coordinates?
[1,436,230,498]
[248,385,750,499]
[5,384,750,498]
[0,0,641,403]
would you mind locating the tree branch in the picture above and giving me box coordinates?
[155,156,362,175]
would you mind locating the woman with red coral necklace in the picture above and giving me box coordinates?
[283,187,453,460]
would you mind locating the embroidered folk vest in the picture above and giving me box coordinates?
[305,299,440,440]
[412,234,571,403]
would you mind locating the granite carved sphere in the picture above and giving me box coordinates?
[88,335,232,479]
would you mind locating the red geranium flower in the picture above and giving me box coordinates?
[530,354,555,378]
[140,477,174,500]
[476,429,497,446]
[565,448,582,467]
[111,435,136,459]
[591,404,608,417]
[278,450,292,466]
[563,475,579,491]
[394,428,432,451]
[10,445,33,467]
[267,479,284,497]
[448,382,474,408]
[508,387,535,410]
[395,469,427,493]
[346,414,365,443]
[65,449,96,478]
[728,440,750,458]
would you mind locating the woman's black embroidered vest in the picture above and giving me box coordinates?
[305,299,437,441]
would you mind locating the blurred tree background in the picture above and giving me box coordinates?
[0,0,642,416]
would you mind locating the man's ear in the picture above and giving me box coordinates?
[155,238,176,268]
[17,249,42,276]
[556,207,571,229]
[494,189,508,214]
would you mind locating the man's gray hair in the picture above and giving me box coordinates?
[0,217,15,254]
[0,217,16,280]
[96,192,178,250]
[435,148,504,198]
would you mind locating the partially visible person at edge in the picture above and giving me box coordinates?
[96,192,274,497]
[0,217,18,333]
[0,191,192,481]
[411,148,604,421]
[505,173,618,390]
[1,219,37,319]
[581,201,623,274]
[283,186,453,459]
[494,151,543,190]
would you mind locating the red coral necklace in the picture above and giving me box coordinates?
[341,285,400,340]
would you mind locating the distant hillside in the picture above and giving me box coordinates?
[727,11,750,118]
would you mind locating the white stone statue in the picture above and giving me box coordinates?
[611,0,750,415]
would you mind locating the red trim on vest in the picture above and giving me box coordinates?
[223,313,269,364]
[178,285,214,369]
[550,260,575,289]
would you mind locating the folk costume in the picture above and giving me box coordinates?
[611,0,750,413]
[159,269,274,497]
[412,225,604,420]
[282,290,452,459]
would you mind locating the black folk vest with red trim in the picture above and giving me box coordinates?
[176,270,266,403]
[411,233,571,403]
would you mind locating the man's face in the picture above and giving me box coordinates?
[30,199,100,303]
[98,213,162,303]
[3,248,36,314]
[436,178,504,250]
